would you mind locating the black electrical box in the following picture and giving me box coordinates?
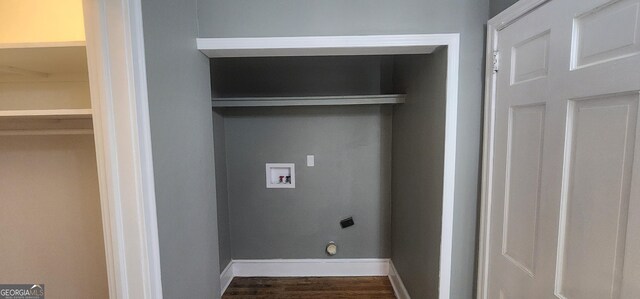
[340,217,355,229]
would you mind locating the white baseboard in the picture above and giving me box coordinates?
[389,261,411,299]
[220,258,410,297]
[220,261,234,296]
[233,258,389,277]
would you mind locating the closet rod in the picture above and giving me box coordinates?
[212,94,406,107]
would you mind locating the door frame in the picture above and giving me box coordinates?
[83,0,163,298]
[477,1,552,298]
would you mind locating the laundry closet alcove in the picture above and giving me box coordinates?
[197,35,460,298]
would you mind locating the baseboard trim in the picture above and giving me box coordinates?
[389,261,411,299]
[220,258,410,297]
[233,258,389,277]
[220,261,234,296]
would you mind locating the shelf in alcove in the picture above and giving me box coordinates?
[196,35,440,58]
[211,94,406,108]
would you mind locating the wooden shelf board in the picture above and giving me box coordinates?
[0,41,86,49]
[0,43,88,78]
[0,109,93,134]
[212,95,406,107]
[0,109,92,119]
[0,129,93,136]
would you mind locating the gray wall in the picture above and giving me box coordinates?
[391,51,448,299]
[211,56,392,97]
[213,109,232,269]
[490,0,519,17]
[220,105,392,259]
[197,0,489,297]
[141,0,221,297]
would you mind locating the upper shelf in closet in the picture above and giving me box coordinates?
[0,116,93,135]
[0,42,92,133]
[0,108,92,119]
[0,108,93,135]
[212,94,406,107]
[0,42,88,80]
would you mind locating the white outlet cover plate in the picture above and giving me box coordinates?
[307,155,315,167]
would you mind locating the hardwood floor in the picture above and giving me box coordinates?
[222,276,396,299]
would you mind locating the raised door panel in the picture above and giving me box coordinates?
[511,32,551,85]
[502,104,546,276]
[572,0,640,69]
[556,93,639,299]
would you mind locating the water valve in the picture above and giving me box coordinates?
[326,242,337,256]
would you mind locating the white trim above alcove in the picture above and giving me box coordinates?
[198,34,460,299]
[195,34,455,57]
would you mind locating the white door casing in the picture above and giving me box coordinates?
[480,0,640,298]
[83,0,163,298]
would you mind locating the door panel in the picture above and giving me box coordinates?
[556,94,639,299]
[572,1,640,69]
[511,32,551,84]
[486,0,640,298]
[502,104,546,276]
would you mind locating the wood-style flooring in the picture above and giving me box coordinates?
[222,276,396,299]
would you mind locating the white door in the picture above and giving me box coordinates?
[482,0,640,298]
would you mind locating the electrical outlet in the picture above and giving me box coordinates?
[340,217,354,229]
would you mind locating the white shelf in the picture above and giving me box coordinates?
[0,42,88,79]
[0,109,92,119]
[0,41,91,135]
[212,94,406,107]
[0,128,93,136]
[0,41,86,49]
[197,35,442,58]
[0,109,93,135]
